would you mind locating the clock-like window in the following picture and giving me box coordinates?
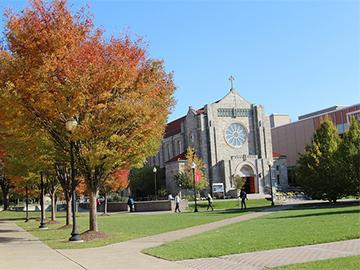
[225,123,247,148]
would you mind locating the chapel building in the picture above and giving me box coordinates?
[148,79,288,196]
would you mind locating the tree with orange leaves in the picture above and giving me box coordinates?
[1,0,175,232]
[100,169,129,215]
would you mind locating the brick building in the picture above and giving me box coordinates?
[271,104,360,185]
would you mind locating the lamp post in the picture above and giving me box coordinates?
[25,184,29,222]
[267,160,274,206]
[153,167,157,200]
[39,171,47,229]
[192,162,198,212]
[66,118,81,242]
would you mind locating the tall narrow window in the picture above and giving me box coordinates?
[178,141,182,154]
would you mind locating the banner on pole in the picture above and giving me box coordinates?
[195,170,201,183]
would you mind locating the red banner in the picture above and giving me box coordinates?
[195,170,201,183]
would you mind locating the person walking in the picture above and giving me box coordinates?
[240,188,247,210]
[127,196,135,212]
[206,194,214,211]
[174,193,181,213]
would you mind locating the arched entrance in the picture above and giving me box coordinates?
[238,164,256,194]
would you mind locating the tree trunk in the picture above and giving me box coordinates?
[50,191,56,221]
[89,190,98,232]
[40,193,46,223]
[103,193,108,215]
[3,192,9,210]
[65,196,72,225]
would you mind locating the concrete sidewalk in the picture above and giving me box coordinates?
[0,220,83,270]
[59,211,272,270]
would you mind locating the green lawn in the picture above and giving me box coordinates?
[144,203,360,260]
[271,255,360,270]
[10,199,270,249]
[0,210,65,220]
[188,198,272,210]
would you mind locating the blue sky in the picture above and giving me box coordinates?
[1,0,359,122]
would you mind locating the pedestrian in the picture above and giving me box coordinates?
[127,196,135,212]
[174,193,181,213]
[239,188,247,210]
[206,194,214,211]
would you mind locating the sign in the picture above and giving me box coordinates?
[195,170,201,183]
[212,183,224,193]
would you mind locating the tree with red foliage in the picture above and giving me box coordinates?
[1,0,174,232]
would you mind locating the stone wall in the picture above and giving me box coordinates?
[134,200,188,212]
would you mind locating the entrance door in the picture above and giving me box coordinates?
[244,177,255,194]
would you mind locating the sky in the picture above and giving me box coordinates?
[1,0,359,122]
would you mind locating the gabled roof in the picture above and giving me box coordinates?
[165,151,187,163]
[164,116,185,138]
[164,107,205,138]
[273,152,287,158]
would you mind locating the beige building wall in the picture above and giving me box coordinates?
[271,118,314,166]
[270,114,291,128]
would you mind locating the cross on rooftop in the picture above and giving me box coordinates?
[229,75,235,90]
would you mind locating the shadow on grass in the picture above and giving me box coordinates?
[0,217,37,222]
[184,205,273,215]
[270,209,360,219]
[282,200,360,211]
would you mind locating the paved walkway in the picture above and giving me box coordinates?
[59,211,272,270]
[0,220,83,270]
[1,205,360,270]
[178,239,360,270]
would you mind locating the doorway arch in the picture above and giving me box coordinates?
[236,163,256,194]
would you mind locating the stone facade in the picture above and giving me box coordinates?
[149,87,288,196]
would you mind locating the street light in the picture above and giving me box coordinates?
[153,167,157,200]
[25,184,29,222]
[66,118,81,242]
[192,161,198,212]
[39,171,47,229]
[267,160,274,206]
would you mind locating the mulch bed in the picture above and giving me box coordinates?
[80,230,110,241]
[47,220,60,224]
[58,224,72,229]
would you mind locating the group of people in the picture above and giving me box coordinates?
[127,188,248,213]
[170,188,248,213]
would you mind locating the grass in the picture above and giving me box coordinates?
[10,199,270,249]
[144,203,360,260]
[188,198,271,210]
[270,255,360,270]
[0,210,66,220]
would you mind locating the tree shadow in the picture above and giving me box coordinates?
[182,205,273,216]
[270,209,360,219]
[0,217,36,221]
[0,229,21,233]
[0,236,26,243]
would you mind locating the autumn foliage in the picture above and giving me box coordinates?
[0,0,175,232]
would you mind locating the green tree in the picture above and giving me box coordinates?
[233,175,246,192]
[129,166,165,198]
[297,119,342,202]
[175,147,208,190]
[338,116,360,197]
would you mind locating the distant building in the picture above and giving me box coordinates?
[271,104,360,185]
[148,78,288,196]
[270,114,291,128]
